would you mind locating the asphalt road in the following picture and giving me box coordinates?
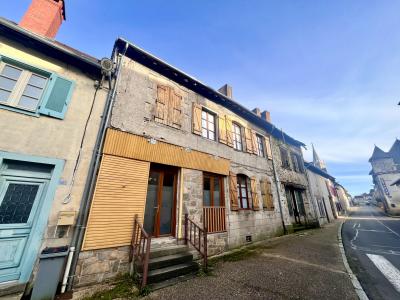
[342,206,400,300]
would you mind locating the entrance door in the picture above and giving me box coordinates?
[0,175,48,282]
[144,166,177,237]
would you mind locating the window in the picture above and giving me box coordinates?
[232,123,243,151]
[203,174,224,206]
[201,109,216,140]
[0,56,75,119]
[280,147,291,169]
[0,63,48,111]
[237,174,252,209]
[296,154,305,173]
[256,134,265,157]
[291,153,299,172]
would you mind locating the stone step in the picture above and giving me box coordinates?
[148,273,198,291]
[143,262,199,284]
[136,252,193,272]
[149,245,188,259]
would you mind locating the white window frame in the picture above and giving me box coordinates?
[0,61,49,112]
[232,123,243,151]
[256,134,265,157]
[201,108,216,141]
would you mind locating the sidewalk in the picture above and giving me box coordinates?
[145,221,358,300]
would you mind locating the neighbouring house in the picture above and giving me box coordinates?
[72,38,316,288]
[335,183,352,213]
[0,0,109,298]
[304,162,336,225]
[369,139,400,215]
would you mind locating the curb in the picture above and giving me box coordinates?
[337,221,369,300]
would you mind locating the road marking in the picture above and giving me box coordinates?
[358,229,391,233]
[367,254,400,293]
[358,223,361,228]
[353,223,356,228]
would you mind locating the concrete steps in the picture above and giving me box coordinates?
[135,245,199,288]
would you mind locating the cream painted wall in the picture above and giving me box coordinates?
[0,38,108,248]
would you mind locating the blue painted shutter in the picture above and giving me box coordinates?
[39,74,75,119]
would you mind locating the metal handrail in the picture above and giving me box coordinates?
[130,215,151,289]
[184,213,208,271]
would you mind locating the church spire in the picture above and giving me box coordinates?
[312,144,327,172]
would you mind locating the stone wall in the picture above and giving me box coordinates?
[74,246,131,288]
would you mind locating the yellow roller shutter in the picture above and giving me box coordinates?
[245,128,253,154]
[251,176,260,210]
[82,155,150,250]
[229,172,238,210]
[265,136,272,159]
[218,115,227,144]
[226,116,233,147]
[155,85,169,124]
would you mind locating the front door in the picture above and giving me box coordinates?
[144,166,177,237]
[0,175,48,283]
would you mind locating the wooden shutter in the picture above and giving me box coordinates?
[250,176,260,210]
[265,136,272,159]
[192,102,202,135]
[155,85,169,124]
[39,74,75,119]
[252,130,259,155]
[245,128,253,154]
[218,115,227,144]
[229,172,238,210]
[226,116,233,147]
[171,89,182,127]
[260,179,274,210]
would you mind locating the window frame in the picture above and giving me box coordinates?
[232,122,243,151]
[203,173,225,207]
[256,134,265,157]
[280,147,291,170]
[0,56,51,116]
[237,174,252,209]
[201,108,217,141]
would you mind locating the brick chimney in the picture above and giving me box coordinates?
[252,108,261,117]
[261,110,271,123]
[218,84,233,99]
[19,0,66,39]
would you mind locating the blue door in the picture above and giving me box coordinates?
[0,166,50,283]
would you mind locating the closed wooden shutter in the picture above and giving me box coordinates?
[250,176,260,210]
[192,102,202,135]
[261,179,274,210]
[265,136,272,159]
[229,172,238,210]
[251,130,259,155]
[226,116,233,147]
[218,115,227,144]
[171,89,182,127]
[82,155,150,250]
[155,85,169,124]
[39,74,75,119]
[245,128,253,154]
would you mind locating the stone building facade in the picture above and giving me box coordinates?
[369,140,400,215]
[73,38,314,286]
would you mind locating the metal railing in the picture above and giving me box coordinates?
[184,213,208,271]
[203,206,226,233]
[130,215,151,289]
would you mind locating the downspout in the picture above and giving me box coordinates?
[66,42,129,291]
[270,131,287,235]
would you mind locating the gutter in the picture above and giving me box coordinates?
[66,43,129,291]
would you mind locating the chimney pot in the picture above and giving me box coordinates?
[218,84,233,99]
[261,110,271,123]
[252,108,261,117]
[19,0,65,39]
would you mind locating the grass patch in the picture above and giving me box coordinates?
[83,274,139,300]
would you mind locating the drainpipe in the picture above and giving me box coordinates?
[66,42,129,291]
[270,146,287,235]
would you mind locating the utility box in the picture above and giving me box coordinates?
[31,246,69,300]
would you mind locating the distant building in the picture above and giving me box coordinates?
[369,139,400,215]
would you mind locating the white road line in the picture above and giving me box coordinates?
[367,254,400,293]
[358,229,391,233]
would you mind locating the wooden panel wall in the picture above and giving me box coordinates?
[82,155,150,250]
[103,128,230,175]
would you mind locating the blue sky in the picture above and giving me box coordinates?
[4,1,400,196]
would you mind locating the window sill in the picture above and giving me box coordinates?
[0,104,40,118]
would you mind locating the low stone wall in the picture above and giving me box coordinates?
[74,246,130,288]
